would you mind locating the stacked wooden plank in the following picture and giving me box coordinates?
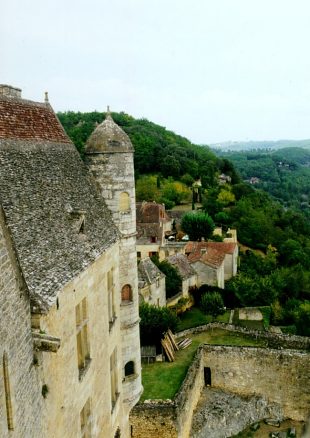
[161,329,192,362]
[177,338,192,349]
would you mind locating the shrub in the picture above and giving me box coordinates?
[200,292,225,317]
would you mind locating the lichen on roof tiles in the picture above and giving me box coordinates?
[0,94,119,312]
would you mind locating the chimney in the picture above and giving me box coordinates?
[0,84,22,99]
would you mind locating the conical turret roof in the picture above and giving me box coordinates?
[85,112,133,153]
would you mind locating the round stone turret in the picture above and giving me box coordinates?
[85,111,142,413]
[85,113,133,154]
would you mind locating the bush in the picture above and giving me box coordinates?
[139,303,179,348]
[181,211,215,241]
[200,292,225,317]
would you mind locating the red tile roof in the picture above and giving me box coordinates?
[185,241,237,269]
[0,97,71,143]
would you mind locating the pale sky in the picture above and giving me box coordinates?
[1,0,310,144]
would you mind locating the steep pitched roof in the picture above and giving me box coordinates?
[85,113,133,153]
[138,257,165,285]
[167,253,196,279]
[0,91,119,312]
[185,241,229,269]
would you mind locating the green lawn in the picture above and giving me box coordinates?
[178,307,230,332]
[140,328,266,401]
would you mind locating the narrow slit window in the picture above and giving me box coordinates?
[3,352,14,430]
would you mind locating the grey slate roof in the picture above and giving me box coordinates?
[85,113,133,154]
[167,253,196,279]
[0,97,119,313]
[138,257,165,286]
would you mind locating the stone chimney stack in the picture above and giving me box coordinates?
[0,84,22,99]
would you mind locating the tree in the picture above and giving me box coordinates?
[181,211,215,241]
[139,303,179,347]
[200,292,225,316]
[152,258,182,299]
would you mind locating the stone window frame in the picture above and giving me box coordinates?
[124,360,135,378]
[121,284,133,304]
[108,268,117,329]
[110,348,119,411]
[75,298,91,380]
[3,351,14,431]
[80,398,92,438]
[119,192,131,214]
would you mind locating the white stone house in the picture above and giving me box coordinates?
[166,254,197,305]
[138,257,166,307]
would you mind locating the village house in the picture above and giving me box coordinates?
[0,85,142,438]
[138,257,166,307]
[185,241,238,288]
[166,253,197,306]
[136,202,172,260]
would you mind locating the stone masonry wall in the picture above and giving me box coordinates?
[0,209,43,438]
[131,339,309,437]
[202,345,310,421]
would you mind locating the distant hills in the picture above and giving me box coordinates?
[210,139,310,152]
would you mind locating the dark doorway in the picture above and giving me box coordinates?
[204,367,211,386]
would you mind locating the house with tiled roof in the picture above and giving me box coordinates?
[136,201,173,260]
[166,253,197,303]
[0,85,141,438]
[185,241,238,288]
[138,257,166,307]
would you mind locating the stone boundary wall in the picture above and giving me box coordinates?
[176,322,310,350]
[131,325,309,437]
[130,348,204,438]
[201,345,310,421]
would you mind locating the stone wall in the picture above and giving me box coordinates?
[0,210,43,438]
[176,322,310,350]
[202,345,310,421]
[130,349,204,438]
[131,326,309,437]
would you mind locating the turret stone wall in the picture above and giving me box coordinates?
[85,114,142,413]
[0,210,43,438]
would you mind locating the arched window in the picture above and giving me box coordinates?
[119,192,130,212]
[3,352,14,430]
[121,284,132,302]
[124,361,135,377]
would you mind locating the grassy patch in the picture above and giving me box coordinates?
[141,328,265,401]
[178,307,230,331]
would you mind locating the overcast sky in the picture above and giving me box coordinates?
[1,0,310,144]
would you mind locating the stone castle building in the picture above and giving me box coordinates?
[0,84,142,437]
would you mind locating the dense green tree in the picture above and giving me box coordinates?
[200,292,225,316]
[151,258,182,299]
[181,211,215,241]
[139,303,179,347]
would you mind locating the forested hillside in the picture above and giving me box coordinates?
[59,111,310,335]
[216,147,310,218]
[211,139,310,151]
[58,111,238,185]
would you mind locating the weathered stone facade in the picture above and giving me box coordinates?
[0,208,42,437]
[0,86,141,437]
[85,112,142,412]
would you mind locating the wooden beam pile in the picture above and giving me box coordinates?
[161,329,192,362]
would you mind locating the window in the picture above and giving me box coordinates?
[124,361,135,377]
[3,352,13,430]
[156,278,160,288]
[108,269,116,326]
[110,349,119,408]
[137,251,141,260]
[80,398,91,438]
[150,236,156,243]
[121,284,132,302]
[76,298,90,377]
[119,192,130,212]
